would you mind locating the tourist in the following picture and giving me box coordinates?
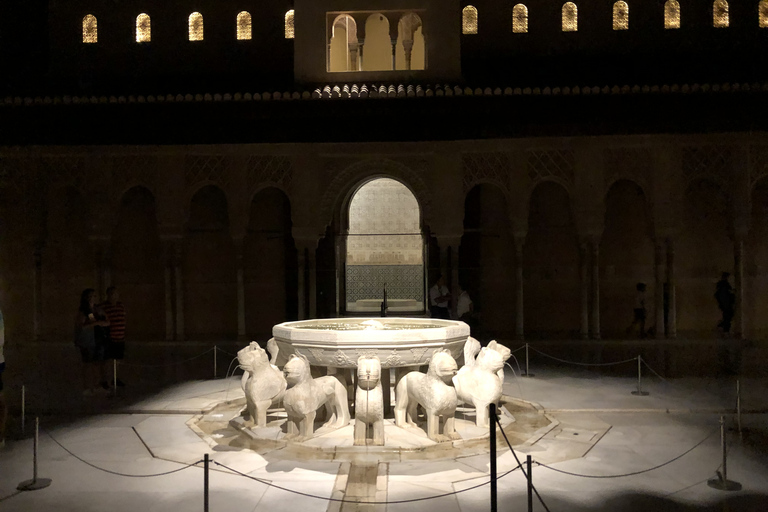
[715,272,735,335]
[100,286,127,387]
[429,275,451,319]
[0,302,6,449]
[456,284,480,338]
[75,289,110,396]
[626,282,647,338]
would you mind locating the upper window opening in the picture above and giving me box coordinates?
[512,4,529,33]
[285,10,295,39]
[713,0,729,27]
[83,14,98,43]
[664,0,681,29]
[237,11,252,40]
[189,12,204,41]
[136,13,151,43]
[562,2,578,32]
[462,6,478,34]
[761,0,768,27]
[613,1,629,30]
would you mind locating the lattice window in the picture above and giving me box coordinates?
[664,0,681,29]
[562,3,578,32]
[136,13,151,42]
[185,155,230,188]
[513,4,528,33]
[189,12,204,41]
[237,11,252,40]
[83,14,98,43]
[285,10,295,39]
[613,1,629,30]
[713,0,729,27]
[682,146,734,186]
[462,153,511,193]
[462,6,478,34]
[526,150,575,185]
[761,0,768,27]
[247,156,293,190]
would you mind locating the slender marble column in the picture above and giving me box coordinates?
[32,245,43,342]
[590,237,601,340]
[235,239,246,340]
[514,236,525,340]
[439,244,449,285]
[655,241,666,339]
[579,239,589,340]
[308,247,317,319]
[451,245,460,319]
[174,241,184,341]
[297,247,306,320]
[734,237,744,339]
[666,238,677,338]
[163,243,174,341]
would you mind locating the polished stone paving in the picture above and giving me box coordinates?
[1,366,767,512]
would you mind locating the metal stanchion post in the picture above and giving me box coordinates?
[490,403,497,512]
[522,343,534,378]
[17,417,52,491]
[213,346,217,380]
[527,455,533,512]
[631,355,649,396]
[21,385,26,434]
[708,416,741,491]
[204,453,210,512]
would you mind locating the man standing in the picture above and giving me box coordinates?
[101,286,127,387]
[715,272,735,335]
[429,275,451,319]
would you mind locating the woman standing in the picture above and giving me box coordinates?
[75,289,109,397]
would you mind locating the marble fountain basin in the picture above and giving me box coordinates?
[272,317,470,369]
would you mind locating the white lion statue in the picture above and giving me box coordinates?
[453,338,511,428]
[394,349,461,442]
[237,342,287,428]
[354,355,384,446]
[282,354,351,441]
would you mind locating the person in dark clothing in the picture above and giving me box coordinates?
[715,272,735,334]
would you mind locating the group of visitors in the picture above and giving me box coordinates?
[627,272,736,338]
[74,286,127,397]
[429,274,479,336]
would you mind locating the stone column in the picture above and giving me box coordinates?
[403,39,414,70]
[297,247,306,320]
[451,244,460,319]
[391,39,398,70]
[655,241,666,339]
[733,236,744,339]
[32,244,43,342]
[173,240,184,341]
[163,240,174,341]
[235,238,247,340]
[439,244,449,286]
[590,236,601,340]
[308,246,317,319]
[514,236,525,340]
[92,237,112,297]
[579,238,589,340]
[666,238,676,338]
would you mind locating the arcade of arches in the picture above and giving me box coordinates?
[1,138,768,348]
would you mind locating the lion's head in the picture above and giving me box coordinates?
[237,342,269,373]
[283,354,311,386]
[427,349,458,383]
[357,355,381,391]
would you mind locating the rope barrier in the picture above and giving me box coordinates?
[118,347,215,368]
[216,347,240,359]
[527,346,637,367]
[533,426,720,479]
[213,460,523,504]
[494,414,552,512]
[510,345,527,354]
[44,429,204,478]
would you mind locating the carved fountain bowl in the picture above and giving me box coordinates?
[272,317,470,369]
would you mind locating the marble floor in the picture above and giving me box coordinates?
[1,365,767,512]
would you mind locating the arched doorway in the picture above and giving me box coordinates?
[746,177,768,338]
[344,178,425,314]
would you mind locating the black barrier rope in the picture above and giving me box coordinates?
[527,346,637,367]
[494,415,552,512]
[44,429,204,478]
[510,345,527,354]
[533,426,720,479]
[216,347,240,359]
[214,460,523,504]
[118,347,215,368]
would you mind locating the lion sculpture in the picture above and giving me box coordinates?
[354,355,384,446]
[237,342,287,428]
[394,349,461,442]
[282,354,351,441]
[453,338,511,428]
